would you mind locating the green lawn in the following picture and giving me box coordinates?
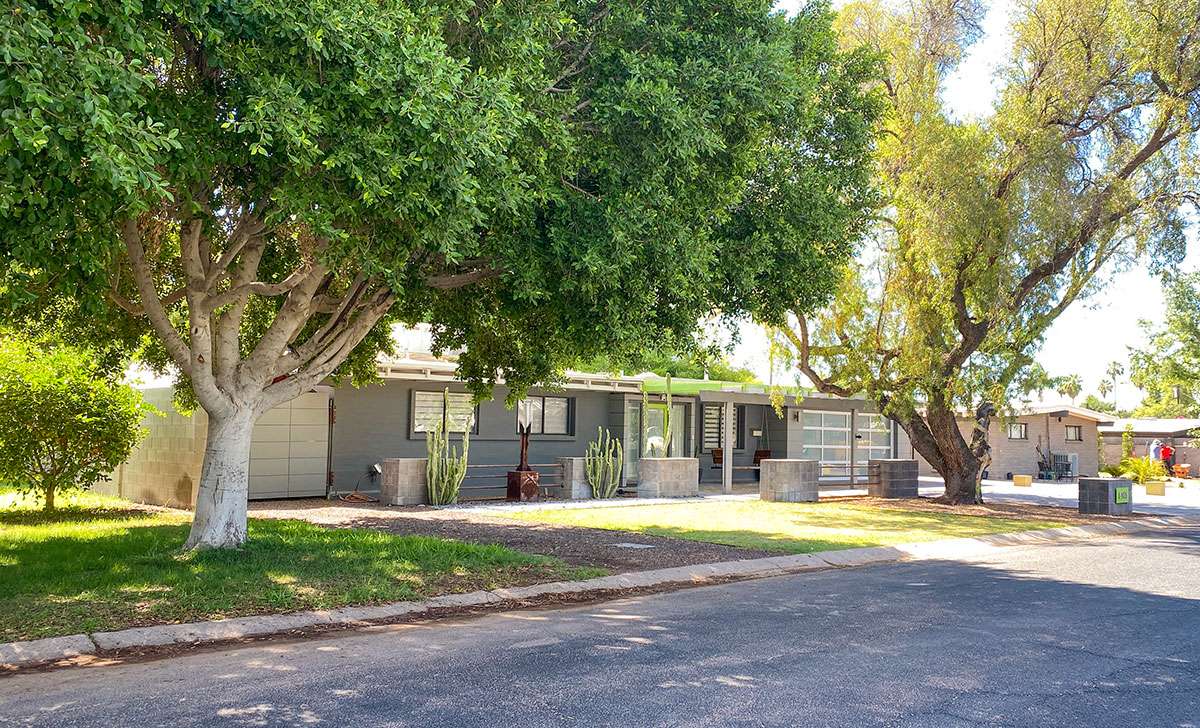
[0,491,602,643]
[507,500,1068,553]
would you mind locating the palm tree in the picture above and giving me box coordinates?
[1057,374,1083,404]
[1098,378,1113,402]
[1107,361,1125,390]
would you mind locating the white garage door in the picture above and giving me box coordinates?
[249,393,330,499]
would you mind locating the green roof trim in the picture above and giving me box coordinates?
[639,377,811,397]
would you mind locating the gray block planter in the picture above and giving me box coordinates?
[868,459,920,498]
[380,458,428,506]
[557,457,593,499]
[1078,477,1133,516]
[759,459,819,503]
[638,458,700,498]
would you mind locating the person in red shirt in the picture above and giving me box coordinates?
[1161,444,1175,469]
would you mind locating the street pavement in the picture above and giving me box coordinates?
[2,526,1198,727]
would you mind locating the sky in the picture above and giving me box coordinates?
[733,0,1200,410]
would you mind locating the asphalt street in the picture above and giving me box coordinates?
[2,527,1199,727]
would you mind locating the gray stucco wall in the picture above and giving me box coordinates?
[330,380,615,496]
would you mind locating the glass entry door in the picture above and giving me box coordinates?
[644,403,686,457]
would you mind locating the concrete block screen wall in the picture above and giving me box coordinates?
[638,458,700,498]
[759,459,819,503]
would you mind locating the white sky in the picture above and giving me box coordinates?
[737,0,1200,409]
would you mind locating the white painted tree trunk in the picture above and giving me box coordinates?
[184,411,258,549]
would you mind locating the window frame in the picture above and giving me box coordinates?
[702,404,744,452]
[1007,422,1028,440]
[411,390,478,436]
[1065,424,1083,442]
[516,395,575,436]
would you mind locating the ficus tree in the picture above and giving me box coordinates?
[0,0,880,545]
[763,0,1199,503]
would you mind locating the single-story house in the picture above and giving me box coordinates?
[101,354,906,507]
[909,405,1113,480]
[1099,418,1200,472]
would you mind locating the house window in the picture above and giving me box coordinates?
[855,413,893,460]
[702,405,743,450]
[1065,425,1083,442]
[517,396,574,435]
[412,391,477,434]
[801,410,852,464]
[1008,422,1028,440]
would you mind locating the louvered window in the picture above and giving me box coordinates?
[702,405,742,450]
[412,391,477,433]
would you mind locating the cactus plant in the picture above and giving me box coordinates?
[426,389,470,505]
[586,427,624,498]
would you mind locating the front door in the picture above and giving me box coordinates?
[644,403,686,458]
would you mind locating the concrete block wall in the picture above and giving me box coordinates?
[1078,477,1133,516]
[638,458,699,498]
[868,459,919,498]
[558,457,593,499]
[759,459,819,503]
[380,458,428,506]
[99,388,207,509]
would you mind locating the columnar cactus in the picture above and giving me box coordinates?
[426,390,470,505]
[586,427,624,498]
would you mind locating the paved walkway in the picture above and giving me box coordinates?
[4,525,1197,727]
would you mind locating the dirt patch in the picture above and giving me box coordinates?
[826,495,1142,525]
[248,499,781,572]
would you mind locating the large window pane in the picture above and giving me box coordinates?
[544,397,570,435]
[802,428,823,446]
[823,412,849,428]
[825,429,849,446]
[414,391,474,433]
[518,398,544,434]
[803,411,822,428]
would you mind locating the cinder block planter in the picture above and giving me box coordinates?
[557,457,593,499]
[638,458,699,498]
[759,459,819,503]
[868,459,919,498]
[1013,474,1033,487]
[1078,477,1133,515]
[380,458,428,506]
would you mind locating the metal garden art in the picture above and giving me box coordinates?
[507,423,540,502]
[585,427,624,499]
[426,389,470,506]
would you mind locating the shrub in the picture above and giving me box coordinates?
[0,336,148,510]
[1119,456,1167,484]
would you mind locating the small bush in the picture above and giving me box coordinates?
[1118,456,1167,484]
[0,336,149,510]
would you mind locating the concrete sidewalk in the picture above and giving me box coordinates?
[4,513,1197,670]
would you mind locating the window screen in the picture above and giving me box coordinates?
[413,391,476,433]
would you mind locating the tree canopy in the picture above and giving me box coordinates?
[1129,272,1200,417]
[764,0,1200,503]
[0,0,881,545]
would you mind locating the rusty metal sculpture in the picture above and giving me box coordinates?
[506,423,540,502]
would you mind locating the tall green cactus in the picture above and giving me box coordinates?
[585,427,624,498]
[426,389,470,505]
[663,374,673,456]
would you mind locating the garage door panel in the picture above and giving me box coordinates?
[292,394,330,410]
[288,424,329,443]
[288,472,326,496]
[288,456,328,476]
[250,441,290,460]
[249,474,290,499]
[250,457,289,477]
[256,408,291,426]
[289,407,328,426]
[252,424,290,443]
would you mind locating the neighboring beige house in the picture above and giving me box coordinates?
[907,405,1113,480]
[1099,418,1200,474]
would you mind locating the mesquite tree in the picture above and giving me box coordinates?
[767,0,1200,504]
[1,0,880,546]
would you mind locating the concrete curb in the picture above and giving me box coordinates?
[5,513,1198,668]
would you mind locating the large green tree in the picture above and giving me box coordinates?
[1129,272,1200,417]
[765,0,1199,503]
[0,0,880,546]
